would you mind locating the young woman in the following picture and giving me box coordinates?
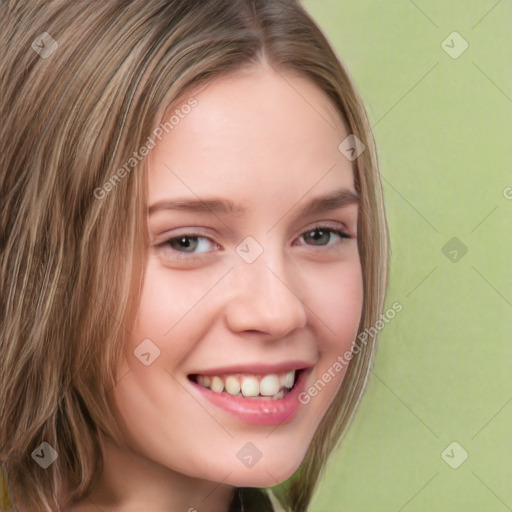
[0,1,389,510]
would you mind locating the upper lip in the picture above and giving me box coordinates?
[188,360,315,376]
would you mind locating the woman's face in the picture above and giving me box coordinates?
[112,64,363,488]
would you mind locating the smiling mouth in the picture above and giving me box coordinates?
[188,369,301,401]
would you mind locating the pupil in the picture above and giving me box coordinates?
[307,229,328,245]
[175,236,197,252]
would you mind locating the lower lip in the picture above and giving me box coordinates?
[189,370,309,426]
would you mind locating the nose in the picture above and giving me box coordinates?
[223,249,308,338]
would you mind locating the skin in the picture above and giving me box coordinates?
[72,62,363,511]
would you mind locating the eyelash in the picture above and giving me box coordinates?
[158,224,352,262]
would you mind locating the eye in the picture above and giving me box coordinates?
[156,224,352,263]
[297,225,351,247]
[160,234,219,259]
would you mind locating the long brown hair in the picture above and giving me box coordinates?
[0,1,389,510]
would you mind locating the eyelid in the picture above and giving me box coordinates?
[297,220,352,239]
[155,220,351,245]
[152,226,215,244]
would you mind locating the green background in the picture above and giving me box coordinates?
[299,1,512,511]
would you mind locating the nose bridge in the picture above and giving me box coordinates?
[225,240,308,336]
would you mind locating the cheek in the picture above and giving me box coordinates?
[299,259,363,414]
[306,259,364,350]
[126,258,211,366]
[134,259,202,329]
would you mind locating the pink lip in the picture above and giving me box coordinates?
[188,368,310,426]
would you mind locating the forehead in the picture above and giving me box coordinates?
[148,65,354,206]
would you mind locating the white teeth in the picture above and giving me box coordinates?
[194,370,298,398]
[259,374,280,396]
[271,389,285,400]
[241,376,259,397]
[283,370,295,389]
[225,375,241,396]
[210,376,224,393]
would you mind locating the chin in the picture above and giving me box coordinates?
[222,455,303,488]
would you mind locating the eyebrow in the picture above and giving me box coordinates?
[148,188,359,218]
